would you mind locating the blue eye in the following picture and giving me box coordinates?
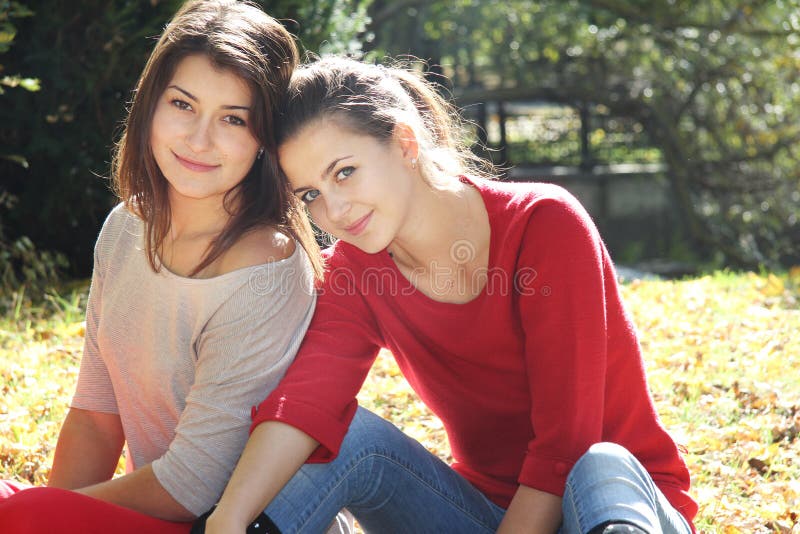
[301,189,321,204]
[336,166,355,181]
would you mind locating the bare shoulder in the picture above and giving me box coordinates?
[217,226,296,274]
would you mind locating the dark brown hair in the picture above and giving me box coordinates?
[112,0,321,278]
[276,56,495,187]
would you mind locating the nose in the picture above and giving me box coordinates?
[324,189,352,224]
[186,116,213,153]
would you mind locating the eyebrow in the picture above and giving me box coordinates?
[167,84,251,111]
[292,155,353,194]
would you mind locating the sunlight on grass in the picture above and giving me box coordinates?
[1,272,799,532]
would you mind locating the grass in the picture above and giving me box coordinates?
[2,270,799,532]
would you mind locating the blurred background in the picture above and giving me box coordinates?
[1,0,799,306]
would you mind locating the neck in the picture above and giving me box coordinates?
[388,178,482,271]
[168,187,237,240]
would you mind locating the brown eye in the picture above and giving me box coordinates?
[223,115,246,126]
[171,99,192,111]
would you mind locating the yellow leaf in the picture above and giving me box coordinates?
[761,273,785,297]
[64,321,85,338]
[789,265,800,284]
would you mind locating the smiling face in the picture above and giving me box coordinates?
[279,118,417,253]
[150,54,260,206]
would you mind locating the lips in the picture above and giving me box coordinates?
[344,211,373,236]
[173,151,220,172]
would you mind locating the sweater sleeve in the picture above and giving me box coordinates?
[71,210,119,415]
[250,254,382,462]
[514,192,612,496]
[151,258,316,516]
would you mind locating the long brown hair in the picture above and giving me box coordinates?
[276,56,496,188]
[112,0,322,279]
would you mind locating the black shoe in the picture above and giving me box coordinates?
[587,522,649,534]
[191,506,282,534]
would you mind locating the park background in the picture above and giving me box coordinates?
[1,1,799,532]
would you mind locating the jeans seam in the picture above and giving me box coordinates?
[295,447,497,533]
[376,450,497,529]
[564,477,584,534]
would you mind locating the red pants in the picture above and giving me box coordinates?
[0,480,192,533]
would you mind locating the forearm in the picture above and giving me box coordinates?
[496,484,562,534]
[49,408,194,521]
[205,421,319,534]
[48,407,124,489]
[77,463,195,522]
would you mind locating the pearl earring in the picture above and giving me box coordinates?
[410,157,418,170]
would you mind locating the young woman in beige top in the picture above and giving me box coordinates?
[0,2,349,533]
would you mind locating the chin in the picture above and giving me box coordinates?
[341,237,386,255]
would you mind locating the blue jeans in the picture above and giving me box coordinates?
[264,408,693,534]
[562,442,693,534]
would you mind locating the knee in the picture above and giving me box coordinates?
[568,442,641,485]
[581,442,632,465]
[337,407,405,458]
[0,487,55,532]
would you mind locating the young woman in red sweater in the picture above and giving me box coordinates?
[202,56,697,534]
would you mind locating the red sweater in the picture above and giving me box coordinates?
[253,178,697,527]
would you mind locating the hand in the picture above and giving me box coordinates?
[495,484,561,534]
[208,422,319,533]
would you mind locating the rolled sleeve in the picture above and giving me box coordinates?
[250,253,381,462]
[251,394,358,463]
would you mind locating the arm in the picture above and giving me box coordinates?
[61,262,316,521]
[517,190,695,527]
[248,252,382,462]
[496,485,562,534]
[137,258,317,520]
[51,221,124,490]
[205,252,383,531]
[514,192,612,517]
[76,464,194,521]
[47,407,124,489]
[52,209,197,519]
[205,422,319,533]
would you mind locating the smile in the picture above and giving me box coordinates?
[173,151,220,172]
[344,212,373,236]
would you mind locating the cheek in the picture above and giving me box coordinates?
[307,204,342,239]
[223,131,259,163]
[150,108,176,149]
[307,203,329,228]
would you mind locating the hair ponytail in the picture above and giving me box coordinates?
[387,67,456,151]
[276,56,496,186]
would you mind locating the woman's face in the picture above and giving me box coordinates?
[150,54,260,205]
[279,118,416,253]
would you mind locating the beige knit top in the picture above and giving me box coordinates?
[71,204,315,515]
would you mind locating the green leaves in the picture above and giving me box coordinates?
[0,0,372,281]
[0,1,34,53]
[0,2,37,96]
[366,0,800,268]
[0,74,40,93]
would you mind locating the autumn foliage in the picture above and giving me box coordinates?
[2,270,799,532]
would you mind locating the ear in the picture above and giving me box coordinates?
[393,122,419,162]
